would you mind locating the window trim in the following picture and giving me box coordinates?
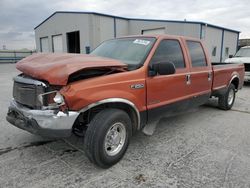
[186,40,208,68]
[149,39,187,70]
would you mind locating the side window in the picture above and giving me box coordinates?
[187,41,207,67]
[151,40,185,68]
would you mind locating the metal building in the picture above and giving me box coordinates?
[35,11,240,62]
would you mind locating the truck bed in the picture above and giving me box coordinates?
[212,62,245,91]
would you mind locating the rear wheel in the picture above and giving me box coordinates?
[218,84,236,110]
[84,108,132,168]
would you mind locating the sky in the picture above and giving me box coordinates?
[0,0,250,50]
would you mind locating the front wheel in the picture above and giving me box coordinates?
[84,108,132,168]
[218,84,236,110]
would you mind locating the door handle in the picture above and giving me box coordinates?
[208,72,212,81]
[186,74,191,85]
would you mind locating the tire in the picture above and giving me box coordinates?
[84,108,132,168]
[218,83,236,110]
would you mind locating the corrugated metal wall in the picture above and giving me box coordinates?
[223,31,238,61]
[34,12,239,62]
[35,13,91,54]
[202,26,223,62]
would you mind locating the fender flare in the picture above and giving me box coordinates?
[79,98,141,130]
[228,74,239,90]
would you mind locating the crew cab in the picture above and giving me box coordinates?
[225,46,250,82]
[6,35,245,168]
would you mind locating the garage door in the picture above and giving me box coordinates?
[40,37,49,52]
[142,28,165,35]
[52,35,63,53]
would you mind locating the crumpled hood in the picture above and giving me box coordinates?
[16,53,127,85]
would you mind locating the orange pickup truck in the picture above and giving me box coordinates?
[6,35,244,168]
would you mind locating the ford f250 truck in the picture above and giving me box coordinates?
[6,35,245,168]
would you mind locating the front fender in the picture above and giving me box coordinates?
[60,80,146,112]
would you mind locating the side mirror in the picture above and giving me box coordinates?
[149,62,176,76]
[229,55,233,58]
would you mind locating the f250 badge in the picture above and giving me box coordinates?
[130,84,144,89]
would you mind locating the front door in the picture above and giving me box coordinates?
[146,38,191,123]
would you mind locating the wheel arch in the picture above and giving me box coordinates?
[78,98,141,133]
[229,75,239,91]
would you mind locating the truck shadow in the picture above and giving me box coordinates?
[64,102,220,156]
[204,98,219,108]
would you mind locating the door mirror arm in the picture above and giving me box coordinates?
[148,65,157,76]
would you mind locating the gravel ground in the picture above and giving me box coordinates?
[0,63,250,188]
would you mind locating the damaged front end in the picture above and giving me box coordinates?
[7,52,128,138]
[6,74,79,138]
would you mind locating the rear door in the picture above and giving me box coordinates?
[146,38,191,122]
[184,40,212,105]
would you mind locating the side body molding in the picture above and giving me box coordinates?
[79,98,141,130]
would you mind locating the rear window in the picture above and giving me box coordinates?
[187,41,207,67]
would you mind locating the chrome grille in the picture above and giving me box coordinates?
[13,75,46,109]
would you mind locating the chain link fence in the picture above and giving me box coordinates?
[0,50,35,63]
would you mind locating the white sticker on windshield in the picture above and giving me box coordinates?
[133,39,150,46]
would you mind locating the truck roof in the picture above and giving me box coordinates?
[117,34,200,41]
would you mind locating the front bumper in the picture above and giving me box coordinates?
[6,100,79,138]
[244,72,250,82]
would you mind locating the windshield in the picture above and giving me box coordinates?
[91,37,156,68]
[234,48,250,57]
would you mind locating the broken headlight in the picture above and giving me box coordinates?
[38,91,65,110]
